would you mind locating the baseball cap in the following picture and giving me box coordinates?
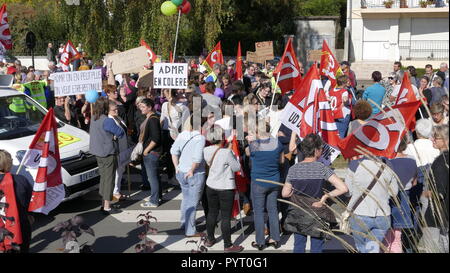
[340,61,350,66]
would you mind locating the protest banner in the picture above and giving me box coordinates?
[50,70,102,97]
[109,46,149,75]
[246,51,265,64]
[255,41,274,61]
[153,63,188,89]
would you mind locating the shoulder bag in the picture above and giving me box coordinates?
[340,163,386,234]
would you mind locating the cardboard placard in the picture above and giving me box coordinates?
[246,51,266,64]
[109,46,150,75]
[153,63,188,89]
[137,70,154,89]
[255,41,274,61]
[50,70,102,97]
[307,50,322,62]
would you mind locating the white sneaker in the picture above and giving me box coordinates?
[141,202,158,208]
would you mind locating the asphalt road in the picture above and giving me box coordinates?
[30,168,354,253]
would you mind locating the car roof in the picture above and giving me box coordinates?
[0,88,23,97]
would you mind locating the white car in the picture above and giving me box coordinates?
[0,88,99,201]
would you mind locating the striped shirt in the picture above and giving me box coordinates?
[286,161,334,198]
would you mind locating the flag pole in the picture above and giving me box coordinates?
[173,9,182,62]
[235,191,245,241]
[15,149,30,175]
[269,72,281,112]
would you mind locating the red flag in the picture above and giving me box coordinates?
[395,72,418,106]
[21,108,65,215]
[203,41,224,71]
[59,40,81,71]
[140,39,157,64]
[169,51,174,63]
[0,4,12,51]
[338,101,421,159]
[320,40,341,88]
[231,191,240,219]
[236,41,243,81]
[273,38,302,95]
[280,65,341,163]
[231,136,249,193]
[0,173,22,252]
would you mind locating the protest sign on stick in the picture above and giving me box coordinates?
[50,70,102,97]
[246,51,265,64]
[255,41,274,61]
[109,46,149,75]
[153,63,188,89]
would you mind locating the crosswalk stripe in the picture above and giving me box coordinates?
[145,234,296,252]
[110,209,252,223]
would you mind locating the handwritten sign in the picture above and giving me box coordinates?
[109,46,150,75]
[255,41,274,61]
[307,50,322,62]
[50,70,102,97]
[246,51,266,64]
[153,63,188,89]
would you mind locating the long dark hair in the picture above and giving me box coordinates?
[92,97,109,121]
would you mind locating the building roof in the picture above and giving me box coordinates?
[294,16,340,21]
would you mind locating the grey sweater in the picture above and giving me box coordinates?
[345,159,399,217]
[204,146,241,190]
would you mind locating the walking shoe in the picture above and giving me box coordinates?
[225,245,244,253]
[243,203,251,216]
[140,202,158,208]
[101,207,122,216]
[204,238,216,248]
[186,232,206,238]
[265,241,281,249]
[251,242,265,251]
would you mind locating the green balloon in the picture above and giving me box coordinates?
[161,1,178,16]
[171,0,183,6]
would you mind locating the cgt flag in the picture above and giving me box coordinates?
[236,41,243,81]
[231,135,249,218]
[280,65,341,164]
[0,4,12,51]
[320,40,342,89]
[273,38,302,95]
[395,71,418,106]
[59,40,81,72]
[20,108,65,215]
[140,39,158,64]
[202,41,224,72]
[338,101,421,159]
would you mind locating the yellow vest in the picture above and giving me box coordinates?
[9,85,26,113]
[22,81,47,108]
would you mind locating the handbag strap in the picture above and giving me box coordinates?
[179,134,196,157]
[208,147,222,167]
[348,162,386,214]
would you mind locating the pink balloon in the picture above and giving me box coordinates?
[181,1,191,14]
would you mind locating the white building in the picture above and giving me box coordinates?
[345,0,449,79]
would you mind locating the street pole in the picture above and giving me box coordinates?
[173,9,182,61]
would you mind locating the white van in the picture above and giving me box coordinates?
[0,87,99,201]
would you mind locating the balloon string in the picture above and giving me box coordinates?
[173,8,182,62]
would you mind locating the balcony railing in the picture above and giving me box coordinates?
[399,40,449,60]
[362,0,449,8]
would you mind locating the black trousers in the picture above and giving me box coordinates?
[206,186,235,248]
[161,130,175,179]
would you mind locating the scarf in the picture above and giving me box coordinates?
[0,173,23,252]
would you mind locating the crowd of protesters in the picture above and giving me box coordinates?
[1,43,449,254]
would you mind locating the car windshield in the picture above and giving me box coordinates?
[0,95,62,140]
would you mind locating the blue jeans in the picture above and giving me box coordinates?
[251,182,281,245]
[335,115,351,138]
[294,234,324,253]
[142,153,160,205]
[176,171,205,236]
[350,215,391,253]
